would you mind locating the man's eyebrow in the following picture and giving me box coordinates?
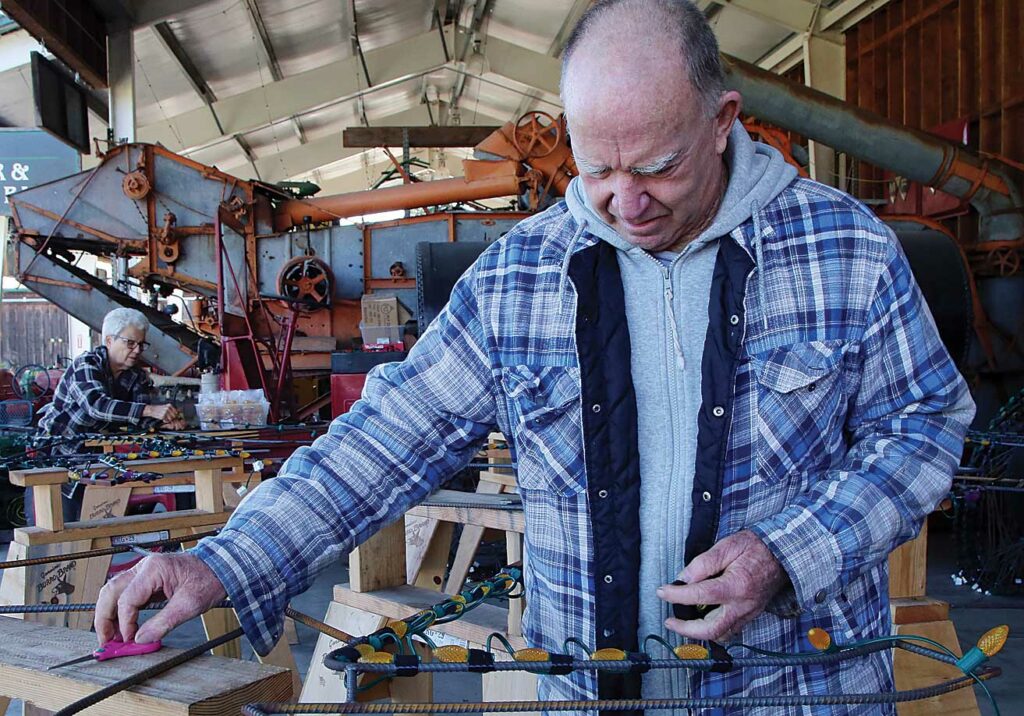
[574,153,609,175]
[631,148,683,175]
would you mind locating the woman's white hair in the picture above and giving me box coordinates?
[102,307,149,341]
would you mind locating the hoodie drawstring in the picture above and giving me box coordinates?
[751,201,769,332]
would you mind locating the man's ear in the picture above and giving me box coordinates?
[714,90,743,155]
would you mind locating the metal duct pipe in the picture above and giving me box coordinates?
[274,170,523,231]
[723,55,1024,241]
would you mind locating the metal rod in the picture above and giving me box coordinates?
[723,54,1024,241]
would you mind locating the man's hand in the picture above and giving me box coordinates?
[162,417,188,431]
[143,403,182,425]
[95,552,227,645]
[657,530,787,642]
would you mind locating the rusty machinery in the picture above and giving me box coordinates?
[7,112,574,421]
[9,56,1024,422]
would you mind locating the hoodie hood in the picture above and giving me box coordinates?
[564,120,798,255]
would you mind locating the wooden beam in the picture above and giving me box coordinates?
[0,617,292,714]
[343,125,501,148]
[333,584,527,650]
[15,508,233,546]
[1,0,108,89]
[10,456,243,487]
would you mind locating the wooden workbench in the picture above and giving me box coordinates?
[0,617,292,715]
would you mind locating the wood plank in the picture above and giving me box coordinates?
[300,602,384,703]
[193,469,224,514]
[332,584,526,650]
[408,503,523,534]
[67,487,132,631]
[406,516,452,590]
[343,125,500,148]
[894,620,979,716]
[15,509,233,546]
[349,519,407,593]
[32,485,64,532]
[889,523,927,599]
[200,608,242,659]
[891,597,950,626]
[444,479,504,594]
[0,617,292,715]
[10,457,243,487]
[482,670,538,716]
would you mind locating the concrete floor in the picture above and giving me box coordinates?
[2,528,1022,714]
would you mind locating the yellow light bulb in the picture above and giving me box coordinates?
[353,643,376,657]
[194,449,205,456]
[674,644,710,660]
[127,452,138,460]
[385,619,408,638]
[359,651,394,664]
[978,625,1009,657]
[514,648,550,662]
[807,628,832,651]
[591,648,627,661]
[149,451,160,458]
[240,451,251,458]
[434,645,470,663]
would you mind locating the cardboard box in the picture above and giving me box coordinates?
[360,294,411,326]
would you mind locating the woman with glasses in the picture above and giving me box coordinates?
[32,308,185,523]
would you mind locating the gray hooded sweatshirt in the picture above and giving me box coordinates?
[564,120,797,699]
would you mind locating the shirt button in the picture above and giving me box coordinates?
[702,491,712,502]
[591,403,602,413]
[604,574,614,584]
[807,382,817,392]
[814,589,828,604]
[729,314,740,325]
[598,489,609,499]
[712,406,725,418]
[603,628,615,638]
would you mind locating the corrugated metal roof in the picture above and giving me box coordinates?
[0,0,886,191]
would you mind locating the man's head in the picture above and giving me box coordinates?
[101,308,150,372]
[561,0,741,252]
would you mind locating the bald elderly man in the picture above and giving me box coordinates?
[97,1,972,712]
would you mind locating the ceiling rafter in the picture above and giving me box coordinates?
[705,0,817,35]
[512,0,591,121]
[240,0,308,156]
[150,20,261,178]
[755,0,892,72]
[139,27,543,152]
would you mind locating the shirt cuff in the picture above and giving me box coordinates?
[128,402,147,425]
[191,530,288,656]
[748,508,842,613]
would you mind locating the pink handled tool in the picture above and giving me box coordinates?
[48,638,163,670]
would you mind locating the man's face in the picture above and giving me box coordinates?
[565,43,739,252]
[105,324,147,370]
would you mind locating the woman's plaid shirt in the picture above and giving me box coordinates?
[194,178,973,714]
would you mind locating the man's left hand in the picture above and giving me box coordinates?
[657,530,787,642]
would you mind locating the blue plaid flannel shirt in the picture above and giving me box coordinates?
[193,176,973,714]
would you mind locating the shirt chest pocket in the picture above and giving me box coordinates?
[500,365,585,497]
[751,340,849,483]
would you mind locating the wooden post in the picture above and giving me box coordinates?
[350,518,407,593]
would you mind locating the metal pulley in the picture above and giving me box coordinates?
[122,170,151,200]
[276,256,334,309]
[512,111,563,159]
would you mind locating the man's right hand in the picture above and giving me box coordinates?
[95,552,227,645]
[142,403,182,424]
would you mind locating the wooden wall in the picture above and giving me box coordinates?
[0,297,68,369]
[844,0,1024,240]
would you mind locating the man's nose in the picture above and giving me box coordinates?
[611,175,651,222]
